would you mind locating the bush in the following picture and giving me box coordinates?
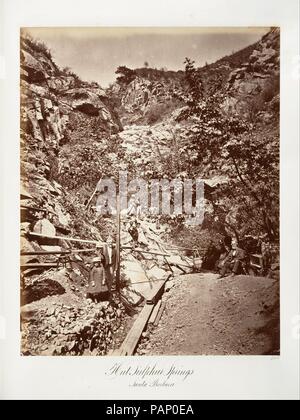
[165,220,223,261]
[22,34,53,60]
[116,66,137,85]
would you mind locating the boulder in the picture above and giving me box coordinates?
[146,266,168,281]
[121,287,144,306]
[122,259,154,298]
[47,76,76,91]
[21,278,65,304]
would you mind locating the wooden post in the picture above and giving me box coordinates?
[115,194,121,292]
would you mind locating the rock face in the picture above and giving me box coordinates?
[118,75,184,113]
[20,32,124,265]
[20,34,126,358]
[109,69,185,125]
[20,33,122,155]
[22,279,66,305]
[224,28,280,115]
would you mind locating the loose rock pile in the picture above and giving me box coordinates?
[21,299,126,356]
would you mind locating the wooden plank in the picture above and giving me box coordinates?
[21,248,93,256]
[154,301,166,327]
[148,300,162,325]
[122,278,166,286]
[112,303,154,356]
[146,280,166,304]
[21,250,70,256]
[21,205,55,214]
[166,247,197,251]
[28,232,103,246]
[21,263,58,269]
[120,304,154,356]
[113,280,170,355]
[69,248,96,254]
[122,246,170,257]
[174,264,189,273]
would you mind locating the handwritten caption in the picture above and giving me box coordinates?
[105,363,194,388]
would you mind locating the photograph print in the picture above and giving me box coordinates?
[20,27,280,356]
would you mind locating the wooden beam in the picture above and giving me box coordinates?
[113,303,154,356]
[122,246,170,257]
[113,279,170,355]
[21,205,55,214]
[21,263,58,269]
[165,246,198,251]
[154,300,166,326]
[170,263,191,273]
[20,248,94,256]
[21,250,70,256]
[122,278,167,286]
[28,232,103,246]
[146,279,166,304]
[148,300,162,325]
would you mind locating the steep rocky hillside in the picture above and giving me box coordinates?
[20,32,128,241]
[20,33,131,356]
[20,34,195,357]
[224,28,280,116]
[109,29,279,128]
[113,29,279,188]
[20,37,122,144]
[20,27,280,250]
[20,27,280,258]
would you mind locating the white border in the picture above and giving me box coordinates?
[0,0,299,400]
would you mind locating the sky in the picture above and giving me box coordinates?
[24,27,269,87]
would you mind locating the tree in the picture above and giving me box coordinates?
[183,58,204,111]
[115,66,136,85]
[181,58,279,240]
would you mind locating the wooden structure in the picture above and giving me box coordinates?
[21,248,93,256]
[112,303,155,356]
[28,232,103,246]
[112,278,168,356]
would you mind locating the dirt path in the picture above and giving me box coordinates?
[137,272,280,356]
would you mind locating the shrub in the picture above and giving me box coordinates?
[22,34,53,60]
[115,66,137,85]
